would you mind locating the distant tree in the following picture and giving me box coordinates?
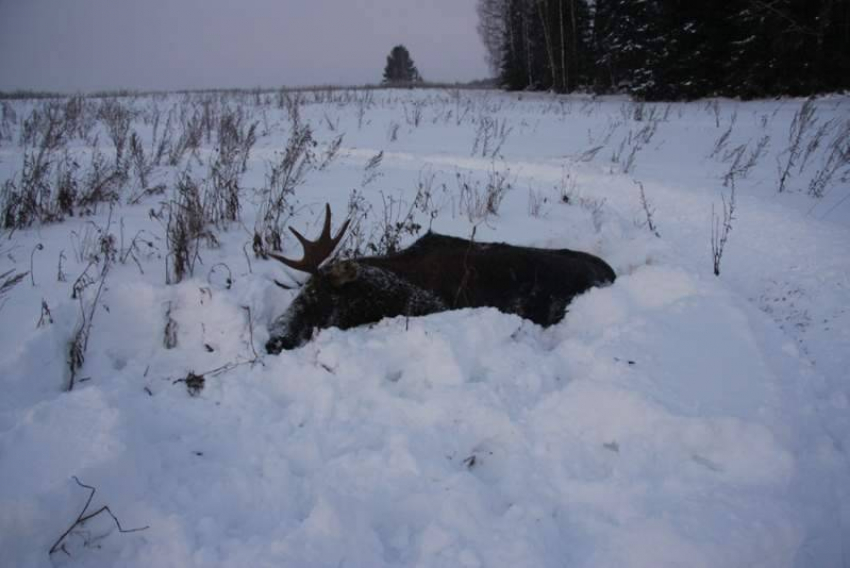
[498,0,549,90]
[382,45,422,84]
[477,0,509,76]
[594,0,661,96]
[726,0,850,98]
[499,0,535,90]
[491,0,594,92]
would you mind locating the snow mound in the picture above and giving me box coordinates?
[0,271,809,567]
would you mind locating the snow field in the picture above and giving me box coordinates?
[0,89,848,567]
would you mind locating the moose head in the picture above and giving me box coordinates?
[266,205,616,353]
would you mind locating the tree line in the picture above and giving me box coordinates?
[477,0,850,100]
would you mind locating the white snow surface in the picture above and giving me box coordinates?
[1,89,849,567]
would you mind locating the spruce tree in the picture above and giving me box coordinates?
[500,0,532,90]
[382,45,422,84]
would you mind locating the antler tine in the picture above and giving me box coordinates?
[320,203,333,240]
[322,203,351,248]
[288,227,311,248]
[269,204,350,275]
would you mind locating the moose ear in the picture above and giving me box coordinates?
[328,261,359,287]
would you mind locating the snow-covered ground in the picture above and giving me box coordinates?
[0,89,848,567]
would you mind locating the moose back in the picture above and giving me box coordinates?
[266,206,616,353]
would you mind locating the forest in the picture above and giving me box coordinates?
[477,0,850,99]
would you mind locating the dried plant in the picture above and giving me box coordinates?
[0,268,27,312]
[722,135,769,187]
[254,124,315,256]
[387,121,400,142]
[78,147,123,213]
[455,161,513,223]
[402,100,424,127]
[362,151,384,186]
[128,131,154,190]
[711,182,736,277]
[808,120,850,199]
[168,109,204,166]
[709,111,738,159]
[337,189,374,259]
[68,211,117,390]
[635,180,660,237]
[471,115,512,158]
[165,173,216,284]
[205,107,258,225]
[778,98,817,193]
[527,187,548,218]
[370,191,422,255]
[98,99,132,173]
[318,134,344,171]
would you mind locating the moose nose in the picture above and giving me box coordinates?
[266,335,300,354]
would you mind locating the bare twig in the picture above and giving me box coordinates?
[711,182,736,277]
[362,151,384,186]
[241,305,264,365]
[57,250,67,282]
[635,181,660,237]
[778,98,816,193]
[0,268,27,312]
[30,243,43,286]
[163,301,178,349]
[242,241,254,273]
[208,262,232,290]
[49,476,148,556]
[68,210,116,390]
[37,299,53,327]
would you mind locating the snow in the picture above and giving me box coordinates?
[0,89,848,567]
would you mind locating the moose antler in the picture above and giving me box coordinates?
[269,204,350,274]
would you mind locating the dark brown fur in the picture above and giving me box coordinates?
[266,232,615,353]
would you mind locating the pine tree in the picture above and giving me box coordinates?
[568,0,595,90]
[660,2,731,99]
[642,1,737,100]
[726,0,850,98]
[819,0,850,93]
[382,45,422,84]
[594,0,661,97]
[500,0,532,90]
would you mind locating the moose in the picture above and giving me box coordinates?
[266,205,616,353]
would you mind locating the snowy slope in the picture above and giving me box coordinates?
[0,89,848,567]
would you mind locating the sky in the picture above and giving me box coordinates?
[0,0,491,92]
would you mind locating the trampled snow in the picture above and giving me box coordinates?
[0,89,848,567]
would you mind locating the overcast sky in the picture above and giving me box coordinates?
[0,0,490,92]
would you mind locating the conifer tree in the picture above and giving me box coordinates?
[499,0,534,90]
[382,45,422,84]
[594,0,659,95]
